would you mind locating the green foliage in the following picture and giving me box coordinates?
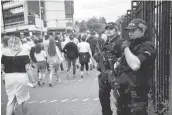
[75,17,107,33]
[115,15,127,29]
[79,20,87,33]
[87,17,106,33]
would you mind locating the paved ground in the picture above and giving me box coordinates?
[1,69,116,115]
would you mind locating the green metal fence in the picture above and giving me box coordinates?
[122,1,172,114]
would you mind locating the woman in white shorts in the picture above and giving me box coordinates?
[1,36,33,115]
[47,37,63,87]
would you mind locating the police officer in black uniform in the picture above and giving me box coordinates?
[95,22,123,115]
[114,18,156,115]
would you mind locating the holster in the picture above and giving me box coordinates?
[128,89,147,115]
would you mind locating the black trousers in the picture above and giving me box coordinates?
[98,74,113,115]
[60,63,64,71]
[67,58,76,75]
[80,63,89,71]
[116,84,148,115]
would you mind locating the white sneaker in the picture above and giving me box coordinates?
[28,83,35,88]
[57,78,62,83]
[66,72,70,80]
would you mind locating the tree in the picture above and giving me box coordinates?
[87,17,106,33]
[74,17,107,33]
[79,20,87,33]
[99,17,106,24]
[115,15,126,28]
[75,21,79,26]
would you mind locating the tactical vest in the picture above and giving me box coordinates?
[116,38,156,88]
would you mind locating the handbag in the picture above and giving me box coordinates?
[12,50,21,64]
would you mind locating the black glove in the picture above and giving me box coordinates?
[122,40,131,51]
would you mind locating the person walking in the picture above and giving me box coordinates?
[61,34,70,71]
[1,36,10,84]
[34,43,47,86]
[94,22,123,115]
[113,18,156,115]
[62,33,79,79]
[1,36,34,115]
[47,37,63,87]
[78,34,93,78]
[86,31,97,69]
[55,35,64,72]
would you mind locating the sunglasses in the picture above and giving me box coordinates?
[105,26,114,30]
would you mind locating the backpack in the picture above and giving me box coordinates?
[66,42,78,59]
[87,36,96,53]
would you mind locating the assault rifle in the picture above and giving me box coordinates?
[93,39,105,73]
[113,53,136,88]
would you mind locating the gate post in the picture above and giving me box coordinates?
[168,2,172,114]
[168,48,172,115]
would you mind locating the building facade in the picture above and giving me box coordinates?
[1,0,74,37]
[45,0,74,35]
[1,0,46,38]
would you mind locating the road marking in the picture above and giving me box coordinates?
[71,80,77,82]
[40,100,47,103]
[82,98,89,101]
[71,99,79,102]
[50,100,58,103]
[61,99,68,102]
[77,79,82,82]
[29,101,37,104]
[93,98,99,101]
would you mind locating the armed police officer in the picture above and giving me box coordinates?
[114,18,156,115]
[94,22,123,115]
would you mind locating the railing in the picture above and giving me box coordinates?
[5,21,25,29]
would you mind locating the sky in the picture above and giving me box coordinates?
[74,0,131,22]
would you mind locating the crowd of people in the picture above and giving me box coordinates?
[1,18,156,115]
[1,28,107,115]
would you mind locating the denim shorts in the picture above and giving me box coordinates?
[36,61,47,70]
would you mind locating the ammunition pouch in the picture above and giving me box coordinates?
[128,101,146,115]
[98,71,108,81]
[98,72,109,89]
[96,60,108,72]
[113,73,136,88]
[93,53,101,62]
[128,90,147,115]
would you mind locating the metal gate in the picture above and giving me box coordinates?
[122,1,172,114]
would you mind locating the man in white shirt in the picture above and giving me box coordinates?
[21,38,32,55]
[43,34,50,52]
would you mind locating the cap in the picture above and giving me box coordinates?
[125,18,147,30]
[105,22,118,30]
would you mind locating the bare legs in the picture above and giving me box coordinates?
[6,97,26,115]
[6,97,16,115]
[21,102,26,115]
[49,65,54,86]
[49,63,60,86]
